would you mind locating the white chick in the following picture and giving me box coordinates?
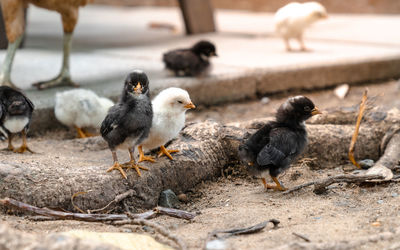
[274,1,327,51]
[138,87,195,162]
[55,89,114,138]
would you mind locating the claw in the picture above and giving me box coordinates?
[107,161,127,179]
[138,145,156,163]
[158,145,179,160]
[122,160,148,177]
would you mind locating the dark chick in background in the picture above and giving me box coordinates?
[163,40,217,77]
[238,96,321,191]
[0,86,35,153]
[101,70,153,179]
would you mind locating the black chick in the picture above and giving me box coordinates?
[163,40,217,77]
[101,70,153,179]
[0,86,35,153]
[238,96,321,191]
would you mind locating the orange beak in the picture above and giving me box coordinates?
[134,82,142,94]
[184,102,196,109]
[311,107,322,116]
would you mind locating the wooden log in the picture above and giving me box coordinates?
[0,120,392,212]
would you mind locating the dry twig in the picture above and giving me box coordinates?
[348,89,368,169]
[284,174,384,194]
[292,232,311,242]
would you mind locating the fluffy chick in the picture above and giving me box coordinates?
[238,96,321,191]
[0,86,35,153]
[55,89,114,138]
[138,87,195,163]
[163,40,217,77]
[101,70,153,179]
[274,2,327,51]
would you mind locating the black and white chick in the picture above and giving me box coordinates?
[238,96,321,191]
[0,86,35,153]
[163,40,217,77]
[100,70,153,179]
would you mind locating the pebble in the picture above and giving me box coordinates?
[359,159,374,169]
[159,189,179,208]
[260,97,270,105]
[177,193,188,202]
[377,200,384,204]
[334,84,349,99]
[206,239,227,250]
[391,193,398,197]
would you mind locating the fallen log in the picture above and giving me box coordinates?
[0,119,393,211]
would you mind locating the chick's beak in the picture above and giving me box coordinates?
[211,52,218,57]
[184,102,196,109]
[311,107,322,116]
[134,82,142,94]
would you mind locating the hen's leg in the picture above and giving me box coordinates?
[106,151,127,179]
[0,0,25,88]
[33,8,79,89]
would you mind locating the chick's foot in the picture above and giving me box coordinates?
[13,145,34,154]
[158,145,179,160]
[122,160,148,177]
[107,162,127,179]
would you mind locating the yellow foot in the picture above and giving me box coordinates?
[123,161,149,177]
[13,145,35,154]
[158,145,179,160]
[138,154,156,163]
[107,162,127,179]
[265,184,288,191]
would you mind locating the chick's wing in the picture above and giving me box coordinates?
[100,104,125,137]
[256,127,298,166]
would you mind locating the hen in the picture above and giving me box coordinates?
[55,89,113,138]
[274,2,327,51]
[0,0,92,89]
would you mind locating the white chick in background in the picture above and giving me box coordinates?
[55,89,114,138]
[138,87,195,162]
[274,1,328,51]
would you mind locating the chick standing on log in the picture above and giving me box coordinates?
[138,87,195,163]
[101,70,153,179]
[55,89,114,138]
[0,86,35,153]
[238,96,321,191]
[274,2,327,51]
[163,40,217,77]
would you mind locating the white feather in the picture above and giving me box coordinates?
[141,87,193,151]
[54,89,114,129]
[3,116,29,133]
[274,1,327,39]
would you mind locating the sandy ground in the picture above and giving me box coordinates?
[1,80,400,249]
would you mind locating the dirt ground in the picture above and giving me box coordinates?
[1,80,400,250]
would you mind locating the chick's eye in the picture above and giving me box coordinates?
[177,101,183,104]
[304,106,311,112]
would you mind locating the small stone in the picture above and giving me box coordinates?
[334,84,349,99]
[371,221,381,227]
[260,97,270,105]
[206,239,227,250]
[177,193,188,202]
[359,159,374,169]
[142,226,155,233]
[391,192,398,197]
[159,189,179,208]
[377,200,384,204]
